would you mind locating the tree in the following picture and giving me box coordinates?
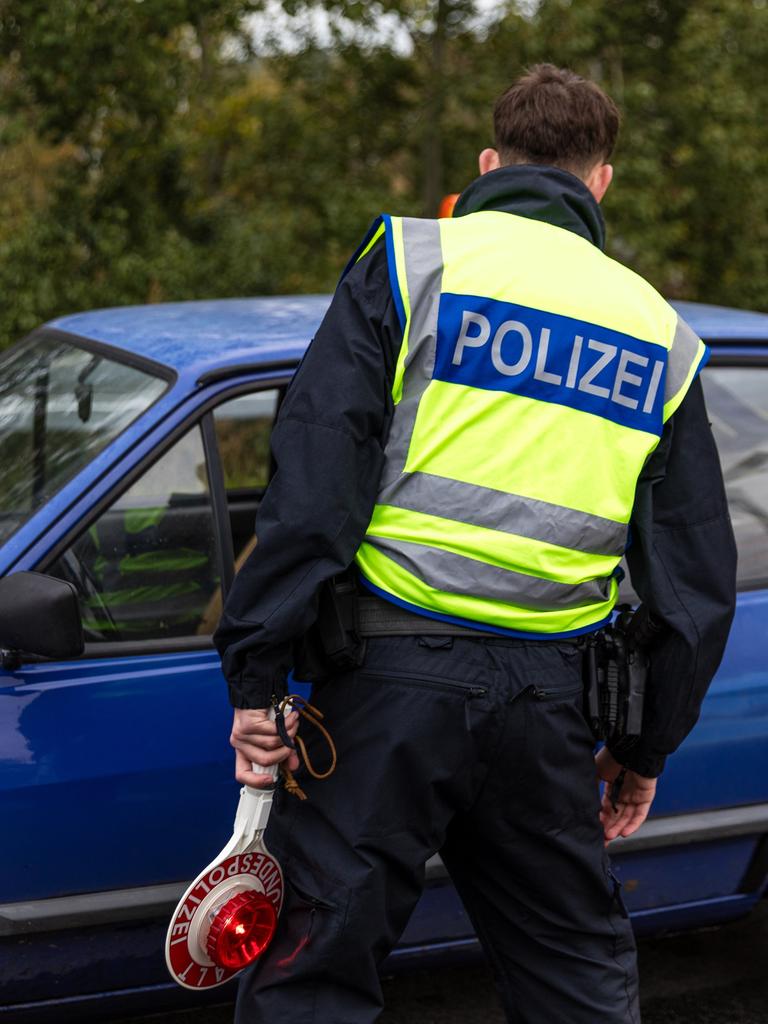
[255,1,518,214]
[524,0,768,306]
[0,0,766,349]
[0,1,261,337]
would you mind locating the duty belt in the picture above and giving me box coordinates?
[356,593,498,639]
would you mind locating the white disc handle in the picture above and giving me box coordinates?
[233,705,284,842]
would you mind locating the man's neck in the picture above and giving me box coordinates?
[453,164,606,250]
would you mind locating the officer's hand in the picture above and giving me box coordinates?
[230,708,300,788]
[595,746,657,844]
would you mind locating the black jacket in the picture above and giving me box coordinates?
[214,165,737,778]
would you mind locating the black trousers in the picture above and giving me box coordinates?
[235,635,640,1024]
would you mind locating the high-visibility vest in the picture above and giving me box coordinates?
[354,211,708,638]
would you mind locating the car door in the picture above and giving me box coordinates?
[611,351,768,931]
[0,380,288,920]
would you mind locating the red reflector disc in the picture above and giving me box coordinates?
[206,890,278,970]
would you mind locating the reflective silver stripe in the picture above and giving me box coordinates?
[665,314,703,404]
[378,471,627,557]
[366,535,613,610]
[380,218,444,488]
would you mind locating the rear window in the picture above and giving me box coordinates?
[0,332,167,544]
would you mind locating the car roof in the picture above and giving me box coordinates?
[672,300,768,342]
[49,297,331,381]
[49,296,768,379]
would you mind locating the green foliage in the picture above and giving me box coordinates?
[0,0,766,348]
[525,0,768,304]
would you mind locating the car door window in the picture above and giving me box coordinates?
[619,363,767,601]
[212,389,280,569]
[48,426,222,643]
[702,366,768,590]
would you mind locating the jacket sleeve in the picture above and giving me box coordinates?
[615,375,738,777]
[213,241,400,708]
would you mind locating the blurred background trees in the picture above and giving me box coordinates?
[0,0,766,342]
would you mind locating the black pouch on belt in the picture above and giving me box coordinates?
[292,570,366,681]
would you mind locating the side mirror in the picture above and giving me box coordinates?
[0,571,84,667]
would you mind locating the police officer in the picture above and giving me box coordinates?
[215,64,736,1023]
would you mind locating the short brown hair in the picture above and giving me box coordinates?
[493,64,620,177]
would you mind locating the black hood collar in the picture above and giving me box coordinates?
[453,164,606,250]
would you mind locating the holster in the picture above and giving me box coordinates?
[583,604,662,747]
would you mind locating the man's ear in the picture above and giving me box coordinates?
[585,163,613,203]
[479,148,501,175]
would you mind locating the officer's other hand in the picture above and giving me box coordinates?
[595,746,657,844]
[231,708,300,788]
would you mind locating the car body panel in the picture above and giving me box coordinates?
[0,650,232,902]
[650,590,768,816]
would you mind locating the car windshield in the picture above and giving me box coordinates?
[0,333,167,545]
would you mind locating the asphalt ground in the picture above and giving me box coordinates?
[109,904,768,1024]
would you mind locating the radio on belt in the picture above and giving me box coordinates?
[165,710,284,990]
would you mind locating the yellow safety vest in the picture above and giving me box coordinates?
[354,211,708,637]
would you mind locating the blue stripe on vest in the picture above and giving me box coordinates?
[339,215,384,283]
[382,214,407,332]
[433,293,668,434]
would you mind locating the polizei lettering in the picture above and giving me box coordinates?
[435,295,667,434]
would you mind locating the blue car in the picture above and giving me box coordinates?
[1,297,767,1020]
